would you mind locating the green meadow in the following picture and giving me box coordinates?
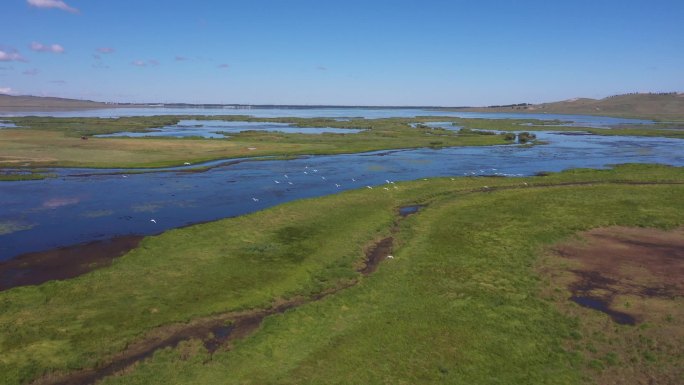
[1,164,682,384]
[1,115,681,170]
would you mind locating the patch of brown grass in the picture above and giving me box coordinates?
[539,227,684,384]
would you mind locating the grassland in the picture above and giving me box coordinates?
[0,164,682,384]
[0,116,513,168]
[2,114,682,170]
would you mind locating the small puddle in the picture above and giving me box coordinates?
[398,205,423,217]
[570,296,636,325]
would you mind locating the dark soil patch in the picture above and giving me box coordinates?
[553,227,684,324]
[0,235,143,291]
[359,237,393,275]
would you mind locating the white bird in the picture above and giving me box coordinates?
[366,186,373,189]
[274,180,280,184]
[335,183,341,188]
[352,178,356,182]
[385,179,390,184]
[313,169,318,172]
[184,162,191,165]
[150,219,157,223]
[450,178,455,181]
[387,255,394,259]
[284,174,289,178]
[122,175,128,178]
[252,197,259,202]
[304,171,308,174]
[288,182,293,185]
[383,187,389,190]
[321,176,326,180]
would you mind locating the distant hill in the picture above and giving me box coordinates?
[454,93,684,120]
[2,93,683,120]
[0,95,116,110]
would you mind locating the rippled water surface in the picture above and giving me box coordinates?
[95,120,365,138]
[1,130,682,261]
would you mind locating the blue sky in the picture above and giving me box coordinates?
[1,0,683,105]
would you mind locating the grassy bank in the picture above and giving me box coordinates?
[0,164,682,384]
[0,116,513,168]
[2,115,682,170]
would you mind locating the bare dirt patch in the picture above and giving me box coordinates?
[552,226,684,324]
[542,226,684,385]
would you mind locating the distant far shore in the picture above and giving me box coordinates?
[1,92,682,120]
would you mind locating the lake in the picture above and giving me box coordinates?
[95,120,365,138]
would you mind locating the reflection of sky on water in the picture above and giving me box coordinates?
[0,107,651,127]
[95,120,364,138]
[1,131,682,261]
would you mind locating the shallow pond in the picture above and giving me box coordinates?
[95,120,365,138]
[1,130,682,261]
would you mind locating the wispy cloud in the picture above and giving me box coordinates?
[0,49,26,62]
[23,68,39,76]
[96,47,115,54]
[50,80,66,84]
[27,0,78,13]
[317,66,328,71]
[31,42,65,54]
[175,56,189,61]
[218,63,229,69]
[131,59,159,67]
[0,87,14,95]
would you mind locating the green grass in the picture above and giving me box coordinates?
[2,115,681,170]
[0,116,514,169]
[0,164,682,384]
[0,171,54,181]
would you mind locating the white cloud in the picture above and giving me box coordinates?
[27,0,78,13]
[0,50,26,62]
[0,87,14,95]
[31,42,65,54]
[96,47,115,54]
